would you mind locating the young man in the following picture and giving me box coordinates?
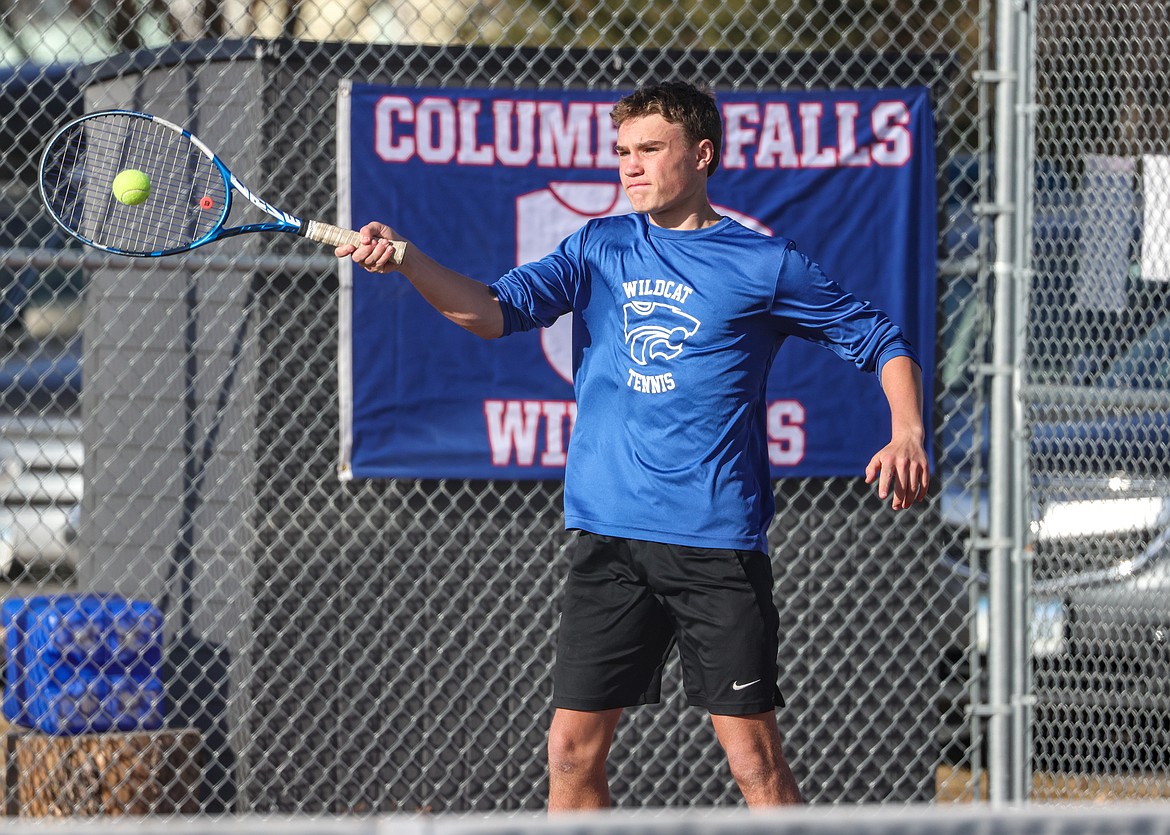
[338,81,930,809]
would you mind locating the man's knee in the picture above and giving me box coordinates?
[547,728,604,774]
[547,709,619,775]
[710,712,793,792]
[724,742,784,789]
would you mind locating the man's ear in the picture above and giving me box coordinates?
[695,138,715,172]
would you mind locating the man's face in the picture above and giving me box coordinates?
[615,114,712,223]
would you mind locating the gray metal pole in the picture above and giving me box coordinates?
[986,0,1021,806]
[1009,0,1038,803]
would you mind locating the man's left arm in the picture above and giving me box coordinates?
[865,355,930,510]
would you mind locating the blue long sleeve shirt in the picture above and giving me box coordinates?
[490,213,918,551]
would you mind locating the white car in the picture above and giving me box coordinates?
[0,416,82,575]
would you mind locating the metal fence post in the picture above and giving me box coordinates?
[1008,0,1038,804]
[986,0,1021,807]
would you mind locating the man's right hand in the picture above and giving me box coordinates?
[336,221,407,273]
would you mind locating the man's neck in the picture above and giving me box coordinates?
[647,203,722,231]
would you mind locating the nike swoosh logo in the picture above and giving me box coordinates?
[732,679,761,691]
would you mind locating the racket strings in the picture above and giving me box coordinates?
[41,113,228,255]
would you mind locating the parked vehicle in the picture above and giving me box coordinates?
[936,284,1170,769]
[0,414,82,576]
[0,62,85,579]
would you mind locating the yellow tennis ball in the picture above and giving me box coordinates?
[111,169,151,206]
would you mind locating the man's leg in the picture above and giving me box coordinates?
[547,707,623,812]
[710,711,803,807]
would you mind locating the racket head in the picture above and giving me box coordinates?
[39,110,232,257]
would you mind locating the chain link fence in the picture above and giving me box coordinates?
[1024,0,1170,802]
[0,0,1163,820]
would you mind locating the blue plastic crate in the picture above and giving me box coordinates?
[2,594,165,735]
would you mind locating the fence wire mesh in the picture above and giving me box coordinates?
[0,0,1159,819]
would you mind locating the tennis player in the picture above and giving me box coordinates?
[338,80,930,809]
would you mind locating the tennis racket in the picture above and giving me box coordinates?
[39,109,406,262]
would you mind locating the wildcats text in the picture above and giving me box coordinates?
[484,399,807,467]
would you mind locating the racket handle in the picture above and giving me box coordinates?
[304,220,407,265]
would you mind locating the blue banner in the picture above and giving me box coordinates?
[341,83,936,480]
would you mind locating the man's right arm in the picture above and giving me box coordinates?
[336,221,504,340]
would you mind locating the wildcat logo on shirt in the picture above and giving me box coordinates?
[621,279,701,395]
[624,302,700,365]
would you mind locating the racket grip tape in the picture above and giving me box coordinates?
[304,220,407,264]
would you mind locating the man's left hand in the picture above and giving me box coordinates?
[864,435,930,510]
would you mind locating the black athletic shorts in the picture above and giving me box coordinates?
[552,532,784,716]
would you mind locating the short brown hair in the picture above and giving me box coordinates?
[610,81,722,177]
